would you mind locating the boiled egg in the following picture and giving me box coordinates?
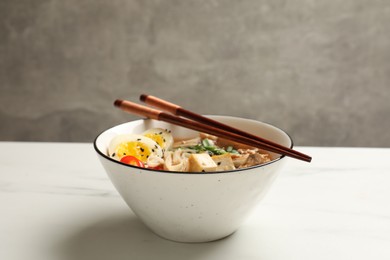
[142,128,173,151]
[108,134,163,163]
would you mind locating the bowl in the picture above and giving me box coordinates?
[94,115,292,243]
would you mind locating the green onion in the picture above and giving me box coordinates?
[186,140,227,156]
[201,138,211,147]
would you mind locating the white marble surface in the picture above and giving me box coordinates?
[0,142,389,260]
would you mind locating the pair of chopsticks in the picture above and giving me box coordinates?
[114,95,312,162]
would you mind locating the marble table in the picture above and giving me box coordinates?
[1,142,389,260]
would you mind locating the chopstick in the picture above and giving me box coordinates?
[140,94,311,162]
[114,99,311,162]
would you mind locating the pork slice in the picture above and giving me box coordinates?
[239,153,271,168]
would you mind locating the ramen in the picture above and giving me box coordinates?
[108,128,271,172]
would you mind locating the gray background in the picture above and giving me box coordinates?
[1,0,389,147]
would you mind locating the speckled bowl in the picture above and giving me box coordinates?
[94,116,292,243]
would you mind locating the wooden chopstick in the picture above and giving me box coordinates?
[114,99,311,162]
[140,94,311,162]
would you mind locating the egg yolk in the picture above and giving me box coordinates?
[144,133,164,148]
[115,141,151,162]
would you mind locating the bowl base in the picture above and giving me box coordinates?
[150,229,237,243]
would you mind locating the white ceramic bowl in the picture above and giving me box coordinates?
[94,116,292,243]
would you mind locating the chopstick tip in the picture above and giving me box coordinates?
[114,99,123,107]
[139,94,148,102]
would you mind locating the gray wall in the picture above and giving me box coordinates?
[1,0,389,147]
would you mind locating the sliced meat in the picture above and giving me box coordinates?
[239,153,271,168]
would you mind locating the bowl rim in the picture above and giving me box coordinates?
[93,115,294,175]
